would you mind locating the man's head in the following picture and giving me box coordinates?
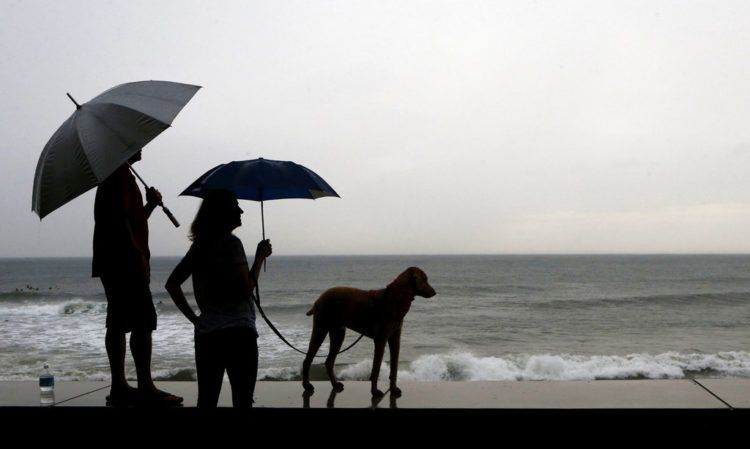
[127,150,143,164]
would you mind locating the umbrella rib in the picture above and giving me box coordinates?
[75,106,167,183]
[70,112,107,183]
[84,105,170,151]
[91,102,172,130]
[95,91,194,109]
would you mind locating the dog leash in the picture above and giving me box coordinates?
[252,278,364,357]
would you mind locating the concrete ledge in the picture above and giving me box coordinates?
[3,379,750,408]
[697,378,750,408]
[4,379,749,442]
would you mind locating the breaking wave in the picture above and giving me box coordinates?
[336,351,750,381]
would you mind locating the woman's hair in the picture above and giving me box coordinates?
[189,189,239,241]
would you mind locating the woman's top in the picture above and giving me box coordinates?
[187,234,257,336]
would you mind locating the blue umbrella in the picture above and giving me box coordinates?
[180,157,340,239]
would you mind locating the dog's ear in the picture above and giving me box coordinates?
[409,270,418,289]
[408,267,422,289]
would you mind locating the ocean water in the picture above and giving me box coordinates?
[1,255,749,382]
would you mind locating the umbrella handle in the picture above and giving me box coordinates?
[128,164,180,228]
[161,205,180,227]
[261,199,266,272]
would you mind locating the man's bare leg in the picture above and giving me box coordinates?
[130,330,182,403]
[105,329,136,400]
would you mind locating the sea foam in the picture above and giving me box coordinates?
[334,351,750,382]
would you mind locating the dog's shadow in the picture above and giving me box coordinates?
[302,389,314,408]
[301,389,399,409]
[300,388,344,409]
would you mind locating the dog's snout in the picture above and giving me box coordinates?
[420,282,436,298]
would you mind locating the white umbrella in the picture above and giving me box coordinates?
[32,80,201,225]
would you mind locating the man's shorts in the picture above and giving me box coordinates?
[101,275,157,332]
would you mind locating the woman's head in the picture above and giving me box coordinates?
[189,189,243,241]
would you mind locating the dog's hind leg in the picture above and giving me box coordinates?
[302,322,328,392]
[326,326,346,392]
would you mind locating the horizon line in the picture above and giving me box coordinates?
[5,252,750,259]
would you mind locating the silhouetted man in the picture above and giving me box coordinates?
[93,150,181,406]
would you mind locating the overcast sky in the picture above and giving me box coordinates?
[3,0,750,257]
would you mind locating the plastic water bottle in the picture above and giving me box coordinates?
[39,364,55,406]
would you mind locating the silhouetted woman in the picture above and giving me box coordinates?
[166,189,272,407]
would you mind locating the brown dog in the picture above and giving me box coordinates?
[301,267,436,398]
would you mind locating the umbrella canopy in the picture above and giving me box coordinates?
[180,157,340,237]
[181,158,339,201]
[32,80,201,219]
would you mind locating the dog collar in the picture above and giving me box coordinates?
[385,283,414,319]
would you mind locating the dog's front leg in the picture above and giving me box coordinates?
[388,327,402,397]
[370,338,387,398]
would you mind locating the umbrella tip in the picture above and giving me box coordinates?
[66,93,81,109]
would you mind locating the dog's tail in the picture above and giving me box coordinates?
[305,305,315,316]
